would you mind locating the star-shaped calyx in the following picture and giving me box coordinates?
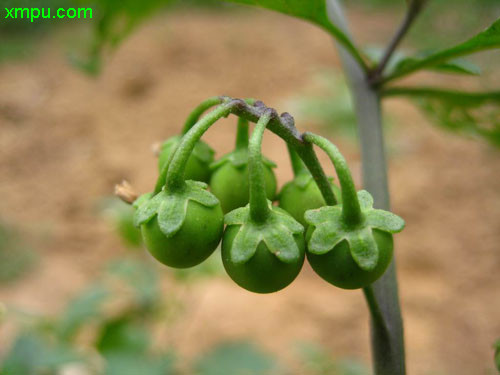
[305,190,405,271]
[224,201,304,265]
[133,180,219,238]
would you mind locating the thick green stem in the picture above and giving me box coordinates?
[287,144,308,177]
[230,103,337,206]
[181,96,225,134]
[235,117,250,150]
[156,101,235,193]
[303,133,362,226]
[327,1,406,374]
[248,110,273,223]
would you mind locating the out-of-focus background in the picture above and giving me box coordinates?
[1,1,499,374]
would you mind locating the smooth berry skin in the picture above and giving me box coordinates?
[306,227,393,289]
[158,136,213,184]
[141,200,223,268]
[279,178,340,227]
[210,162,277,213]
[221,224,305,294]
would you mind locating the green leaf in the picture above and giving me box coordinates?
[107,258,160,306]
[96,314,151,356]
[221,0,367,71]
[195,341,278,375]
[346,227,379,272]
[104,352,176,375]
[72,0,177,74]
[385,17,500,82]
[365,47,480,77]
[1,332,84,375]
[57,285,109,341]
[383,87,500,147]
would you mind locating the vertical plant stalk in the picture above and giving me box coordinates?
[326,1,406,375]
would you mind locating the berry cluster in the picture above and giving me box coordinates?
[123,97,405,293]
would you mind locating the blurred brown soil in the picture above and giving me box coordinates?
[0,8,499,375]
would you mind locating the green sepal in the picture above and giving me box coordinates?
[225,202,304,265]
[345,226,379,271]
[132,193,153,210]
[133,180,220,238]
[305,190,405,271]
[161,135,215,164]
[210,149,276,171]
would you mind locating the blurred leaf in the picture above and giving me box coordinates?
[73,0,177,74]
[173,249,224,283]
[96,313,151,355]
[0,220,37,284]
[101,198,143,248]
[218,0,367,70]
[1,332,83,375]
[365,47,480,76]
[296,342,369,375]
[384,17,500,82]
[104,352,176,375]
[107,258,160,306]
[57,285,109,341]
[296,342,338,375]
[383,87,500,147]
[195,341,279,375]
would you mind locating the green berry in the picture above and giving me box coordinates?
[279,174,341,227]
[158,135,214,183]
[210,150,277,213]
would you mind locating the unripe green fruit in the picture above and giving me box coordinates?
[222,221,305,294]
[306,227,393,289]
[279,175,340,227]
[142,200,223,268]
[158,136,214,183]
[210,161,277,213]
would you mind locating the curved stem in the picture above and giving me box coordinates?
[230,102,337,206]
[303,132,362,226]
[181,96,225,134]
[287,143,308,177]
[248,110,273,223]
[235,117,249,150]
[155,101,235,194]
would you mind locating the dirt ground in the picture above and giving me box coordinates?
[0,7,499,375]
